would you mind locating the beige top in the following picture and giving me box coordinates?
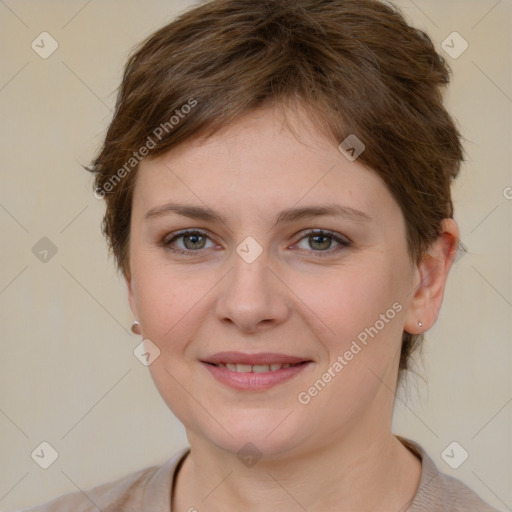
[18,437,501,512]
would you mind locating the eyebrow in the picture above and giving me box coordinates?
[144,202,373,226]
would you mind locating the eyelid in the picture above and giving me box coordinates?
[292,228,351,246]
[163,228,351,256]
[163,229,218,250]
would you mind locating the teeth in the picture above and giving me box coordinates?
[216,362,297,372]
[252,365,270,373]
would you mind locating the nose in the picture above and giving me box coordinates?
[214,247,290,334]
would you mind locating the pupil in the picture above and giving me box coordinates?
[311,235,330,250]
[185,234,204,250]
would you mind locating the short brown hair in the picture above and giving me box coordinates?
[87,0,464,374]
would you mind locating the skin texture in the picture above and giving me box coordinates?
[126,104,459,511]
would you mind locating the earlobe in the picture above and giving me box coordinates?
[404,218,460,334]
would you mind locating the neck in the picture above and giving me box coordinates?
[172,425,421,512]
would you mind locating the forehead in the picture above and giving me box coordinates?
[133,106,401,228]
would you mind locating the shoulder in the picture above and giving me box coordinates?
[15,448,190,512]
[430,470,501,512]
[398,437,503,512]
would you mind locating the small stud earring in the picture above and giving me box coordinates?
[417,321,423,327]
[131,320,141,335]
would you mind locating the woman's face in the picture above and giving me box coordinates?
[127,105,420,456]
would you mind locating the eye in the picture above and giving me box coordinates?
[162,228,350,257]
[293,229,350,256]
[163,230,216,254]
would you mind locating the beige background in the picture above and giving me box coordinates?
[0,0,511,510]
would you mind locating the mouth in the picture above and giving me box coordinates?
[200,352,313,391]
[203,361,307,373]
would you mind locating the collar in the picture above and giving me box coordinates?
[141,446,190,510]
[396,435,443,512]
[139,437,438,511]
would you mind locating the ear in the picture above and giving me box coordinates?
[404,218,460,334]
[125,270,139,321]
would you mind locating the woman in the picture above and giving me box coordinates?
[21,0,501,510]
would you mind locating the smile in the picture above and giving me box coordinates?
[211,362,301,372]
[201,359,312,391]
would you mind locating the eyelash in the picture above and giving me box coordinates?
[161,229,351,257]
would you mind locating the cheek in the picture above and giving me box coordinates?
[311,253,408,397]
[130,252,192,346]
[322,258,404,335]
[130,257,223,370]
[302,265,406,422]
[132,262,203,417]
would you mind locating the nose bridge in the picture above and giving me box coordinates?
[232,244,271,293]
[215,238,288,331]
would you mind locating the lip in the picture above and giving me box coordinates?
[200,352,313,391]
[202,351,310,366]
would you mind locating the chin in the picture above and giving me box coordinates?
[190,411,311,458]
